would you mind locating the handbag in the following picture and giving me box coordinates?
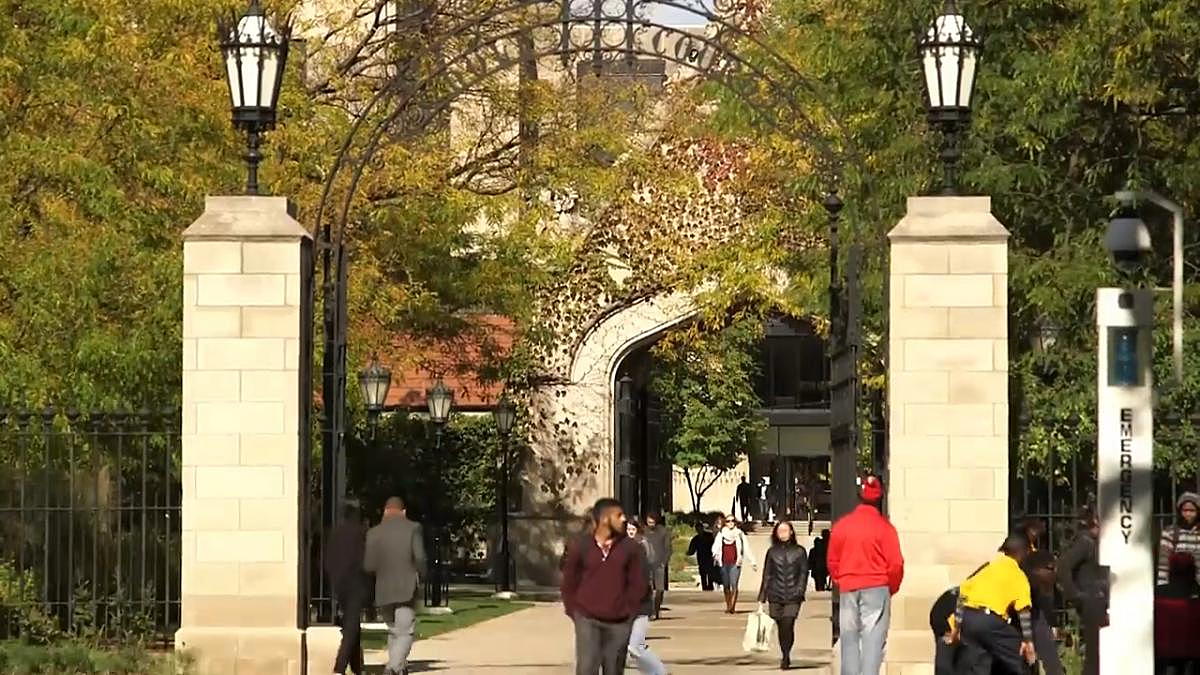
[742,604,776,653]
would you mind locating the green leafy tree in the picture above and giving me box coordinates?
[650,316,768,513]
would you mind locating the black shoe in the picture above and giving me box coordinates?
[781,655,791,670]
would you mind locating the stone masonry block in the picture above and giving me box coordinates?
[904,274,993,308]
[904,468,996,500]
[992,274,1008,307]
[239,434,296,465]
[242,242,300,274]
[285,274,302,306]
[892,307,949,338]
[904,404,993,437]
[891,244,949,274]
[885,629,936,664]
[241,306,300,339]
[181,434,240,466]
[935,531,1006,565]
[183,339,196,371]
[993,403,1009,435]
[184,276,197,307]
[900,564,952,596]
[195,466,284,500]
[196,274,286,307]
[890,498,949,532]
[183,499,240,533]
[993,340,1008,371]
[284,338,299,371]
[897,533,944,565]
[947,307,1006,339]
[903,339,994,371]
[184,306,242,338]
[892,372,949,404]
[184,241,243,274]
[949,499,1008,532]
[183,403,196,435]
[239,563,297,596]
[240,371,294,403]
[196,338,286,371]
[195,531,285,563]
[240,498,296,531]
[196,402,285,435]
[948,243,1006,274]
[948,436,1007,468]
[888,436,949,469]
[182,561,241,595]
[187,371,241,403]
[948,371,1007,405]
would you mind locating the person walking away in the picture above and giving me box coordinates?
[1016,517,1062,675]
[644,513,672,619]
[758,520,809,670]
[712,516,757,614]
[561,498,647,675]
[325,502,369,675]
[757,477,772,523]
[735,477,754,523]
[686,521,717,591]
[1155,552,1200,675]
[1056,507,1104,675]
[827,474,904,675]
[363,497,427,675]
[951,534,1036,675]
[625,520,669,675]
[810,530,829,592]
[1158,492,1200,587]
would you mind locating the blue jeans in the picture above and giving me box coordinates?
[627,615,667,674]
[839,586,890,675]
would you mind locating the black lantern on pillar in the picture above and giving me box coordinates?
[219,0,291,195]
[424,378,454,608]
[494,395,517,595]
[358,354,392,430]
[920,0,979,195]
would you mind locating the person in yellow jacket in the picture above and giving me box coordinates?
[950,535,1037,675]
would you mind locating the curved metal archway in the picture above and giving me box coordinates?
[304,0,857,620]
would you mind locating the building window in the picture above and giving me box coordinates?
[756,318,827,408]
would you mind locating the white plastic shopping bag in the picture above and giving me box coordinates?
[742,604,776,653]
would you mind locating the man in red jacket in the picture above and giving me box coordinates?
[560,498,647,674]
[828,474,904,675]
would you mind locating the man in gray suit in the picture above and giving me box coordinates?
[364,496,427,675]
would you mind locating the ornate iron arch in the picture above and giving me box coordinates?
[303,0,854,619]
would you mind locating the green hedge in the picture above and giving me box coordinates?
[0,641,190,675]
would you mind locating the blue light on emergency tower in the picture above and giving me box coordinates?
[1108,327,1141,387]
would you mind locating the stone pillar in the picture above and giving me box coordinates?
[884,196,1010,674]
[176,196,310,675]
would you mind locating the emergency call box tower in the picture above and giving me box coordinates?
[1095,287,1154,675]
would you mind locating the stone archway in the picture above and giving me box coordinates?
[512,291,696,583]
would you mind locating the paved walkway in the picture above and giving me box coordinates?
[392,530,834,673]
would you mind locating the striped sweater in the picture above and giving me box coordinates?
[1157,525,1200,585]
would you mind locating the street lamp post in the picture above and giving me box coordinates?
[219,0,291,195]
[493,396,517,598]
[425,378,454,610]
[358,354,392,436]
[920,0,980,195]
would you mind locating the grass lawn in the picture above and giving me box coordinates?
[362,592,532,650]
[669,529,698,585]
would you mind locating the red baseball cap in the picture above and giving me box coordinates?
[861,475,884,503]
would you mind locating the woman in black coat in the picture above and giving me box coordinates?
[757,520,809,670]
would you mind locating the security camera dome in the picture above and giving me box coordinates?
[1105,203,1152,274]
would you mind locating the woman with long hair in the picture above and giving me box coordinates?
[757,520,809,670]
[1158,492,1200,586]
[625,519,668,674]
[711,515,757,614]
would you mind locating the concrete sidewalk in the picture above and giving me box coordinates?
[386,529,833,673]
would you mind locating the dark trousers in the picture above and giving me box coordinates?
[959,609,1026,675]
[698,560,717,590]
[1079,616,1099,675]
[333,590,365,674]
[1031,614,1062,675]
[935,639,959,675]
[573,614,633,675]
[812,567,828,591]
[777,616,796,658]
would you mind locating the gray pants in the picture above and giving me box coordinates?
[383,603,416,673]
[573,614,633,674]
[839,586,890,675]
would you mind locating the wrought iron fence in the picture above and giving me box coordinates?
[0,408,180,644]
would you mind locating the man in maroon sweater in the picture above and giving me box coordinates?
[560,498,647,674]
